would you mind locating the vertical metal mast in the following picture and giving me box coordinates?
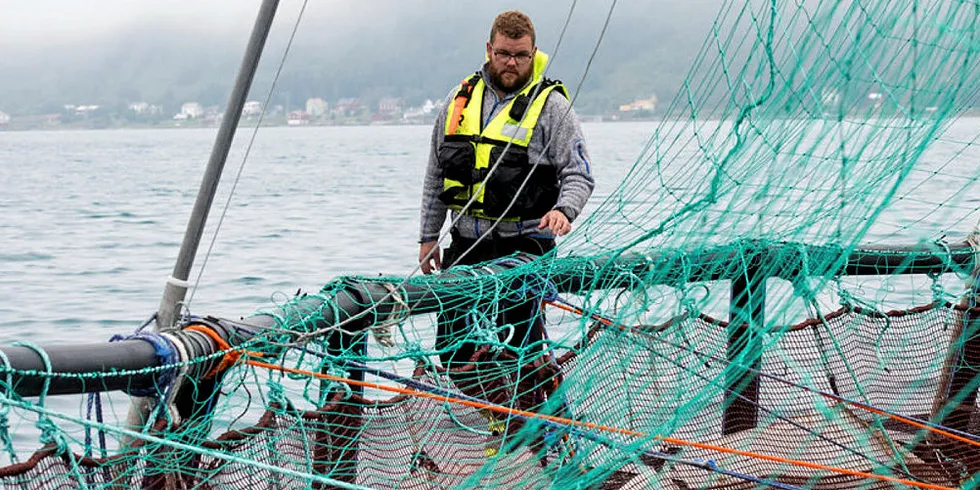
[155,0,281,330]
[124,0,283,442]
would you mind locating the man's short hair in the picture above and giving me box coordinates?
[490,10,536,46]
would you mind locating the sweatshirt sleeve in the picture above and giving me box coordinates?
[418,94,451,243]
[542,93,595,222]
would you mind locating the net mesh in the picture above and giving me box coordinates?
[5,0,980,488]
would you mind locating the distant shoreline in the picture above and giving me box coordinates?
[5,108,980,132]
[0,116,663,132]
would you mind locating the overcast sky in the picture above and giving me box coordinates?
[0,1,258,43]
[0,1,717,45]
[0,0,736,115]
[0,2,528,41]
[0,1,698,69]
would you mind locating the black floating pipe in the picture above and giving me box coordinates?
[565,240,976,290]
[0,318,251,398]
[1,341,160,397]
[0,240,974,398]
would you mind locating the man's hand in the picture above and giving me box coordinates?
[419,241,441,274]
[537,209,571,236]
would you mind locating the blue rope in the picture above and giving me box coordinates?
[560,296,980,446]
[83,393,108,458]
[252,334,801,490]
[354,358,799,488]
[109,332,180,397]
[493,257,560,303]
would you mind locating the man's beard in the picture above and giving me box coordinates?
[489,66,532,93]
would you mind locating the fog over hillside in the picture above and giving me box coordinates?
[0,1,725,116]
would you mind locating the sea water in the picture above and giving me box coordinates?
[1,119,979,453]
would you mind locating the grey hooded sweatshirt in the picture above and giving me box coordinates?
[418,64,595,243]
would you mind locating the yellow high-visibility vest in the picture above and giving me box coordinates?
[438,51,567,221]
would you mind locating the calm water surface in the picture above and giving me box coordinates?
[0,123,650,344]
[1,120,979,452]
[3,120,980,342]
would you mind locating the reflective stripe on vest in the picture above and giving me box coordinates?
[441,50,565,221]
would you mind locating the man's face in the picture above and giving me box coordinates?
[486,34,535,93]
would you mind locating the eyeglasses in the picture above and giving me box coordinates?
[490,46,534,65]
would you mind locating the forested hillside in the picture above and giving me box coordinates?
[0,1,723,116]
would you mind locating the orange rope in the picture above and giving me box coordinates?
[184,324,955,489]
[240,356,952,490]
[183,324,264,379]
[547,300,980,452]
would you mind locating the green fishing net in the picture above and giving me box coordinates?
[5,1,980,489]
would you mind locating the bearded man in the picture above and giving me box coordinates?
[417,10,595,371]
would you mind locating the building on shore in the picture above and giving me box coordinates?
[128,102,164,116]
[243,101,262,118]
[377,97,402,119]
[176,102,204,120]
[305,98,328,119]
[287,110,310,126]
[618,94,658,113]
[333,98,361,117]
